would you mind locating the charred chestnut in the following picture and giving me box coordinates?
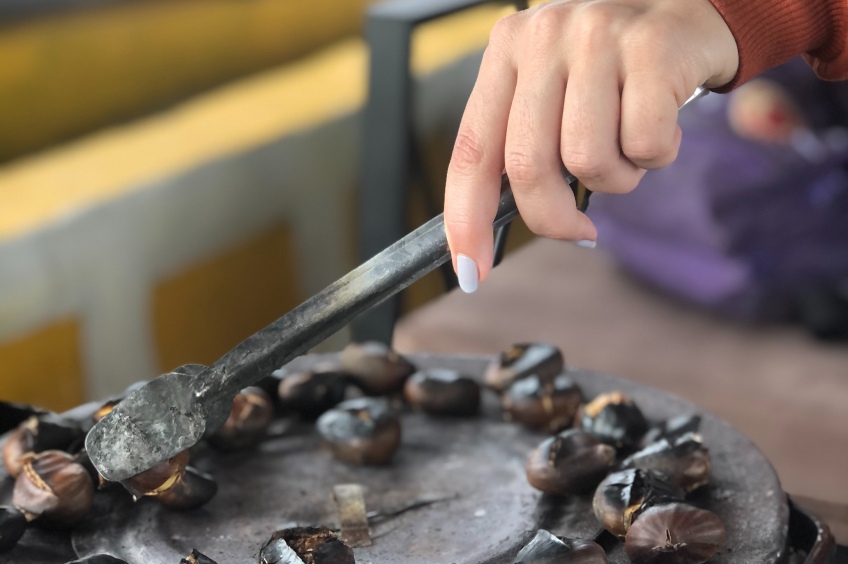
[0,505,27,553]
[624,503,726,564]
[259,526,355,564]
[503,375,582,432]
[515,530,607,563]
[621,433,711,493]
[0,400,46,435]
[209,387,274,450]
[578,392,649,452]
[526,430,616,495]
[641,415,702,448]
[592,469,684,539]
[403,369,481,416]
[180,548,219,563]
[339,341,415,395]
[123,451,217,510]
[12,450,94,527]
[485,343,564,392]
[278,366,348,420]
[3,415,84,478]
[316,398,401,465]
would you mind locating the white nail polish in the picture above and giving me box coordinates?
[576,239,597,249]
[457,254,479,293]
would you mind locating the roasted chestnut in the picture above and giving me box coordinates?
[3,415,85,478]
[259,526,355,564]
[209,387,274,450]
[621,433,711,493]
[624,503,726,564]
[641,415,702,448]
[316,398,401,465]
[339,341,415,395]
[484,343,564,392]
[180,549,219,564]
[578,391,649,452]
[0,505,27,553]
[526,430,616,495]
[123,450,217,510]
[515,530,607,563]
[503,375,583,432]
[92,400,120,424]
[592,469,684,539]
[403,369,481,416]
[12,450,94,527]
[278,366,348,420]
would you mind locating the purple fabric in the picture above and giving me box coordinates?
[588,59,848,320]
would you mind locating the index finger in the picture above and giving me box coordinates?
[444,15,520,291]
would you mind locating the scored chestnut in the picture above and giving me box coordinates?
[577,391,649,452]
[515,530,607,563]
[278,365,348,420]
[503,375,583,432]
[592,469,684,539]
[122,450,217,510]
[403,369,481,416]
[3,415,84,478]
[624,503,726,564]
[0,505,27,553]
[339,341,415,395]
[316,398,401,465]
[209,387,274,450]
[621,433,711,493]
[526,430,616,496]
[484,343,564,392]
[641,414,702,448]
[259,526,355,564]
[12,450,94,527]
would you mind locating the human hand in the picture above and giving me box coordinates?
[444,0,738,292]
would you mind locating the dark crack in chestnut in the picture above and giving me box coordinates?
[484,343,564,392]
[12,450,94,527]
[209,387,274,450]
[592,469,684,539]
[403,368,481,416]
[621,433,711,493]
[503,375,583,432]
[526,430,616,495]
[3,415,84,478]
[259,526,355,564]
[578,391,649,452]
[624,503,726,564]
[316,397,401,465]
[278,365,348,420]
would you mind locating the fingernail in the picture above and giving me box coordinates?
[576,239,597,249]
[457,254,479,293]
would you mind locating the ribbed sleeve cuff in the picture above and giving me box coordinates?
[708,0,847,91]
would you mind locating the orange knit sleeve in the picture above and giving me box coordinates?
[707,0,848,91]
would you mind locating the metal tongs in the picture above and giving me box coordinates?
[86,88,707,481]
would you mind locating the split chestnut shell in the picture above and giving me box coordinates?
[278,366,348,420]
[578,391,649,452]
[339,341,415,395]
[621,433,711,493]
[514,530,607,563]
[3,415,84,478]
[503,375,583,432]
[316,398,401,465]
[525,430,615,495]
[403,368,481,416]
[259,526,355,564]
[592,469,684,539]
[12,450,94,527]
[624,503,726,564]
[484,343,564,392]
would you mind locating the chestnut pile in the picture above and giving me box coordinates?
[487,343,725,564]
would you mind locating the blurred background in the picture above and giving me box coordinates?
[0,0,846,542]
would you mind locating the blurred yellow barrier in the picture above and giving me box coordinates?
[0,0,375,162]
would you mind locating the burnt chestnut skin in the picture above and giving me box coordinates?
[503,375,583,432]
[316,398,401,465]
[592,469,684,539]
[404,369,481,416]
[485,343,564,392]
[526,430,615,495]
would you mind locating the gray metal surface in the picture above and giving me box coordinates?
[73,354,788,564]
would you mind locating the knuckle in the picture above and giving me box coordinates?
[526,8,563,46]
[561,148,608,183]
[623,136,673,165]
[504,147,542,185]
[489,14,518,49]
[450,128,486,174]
